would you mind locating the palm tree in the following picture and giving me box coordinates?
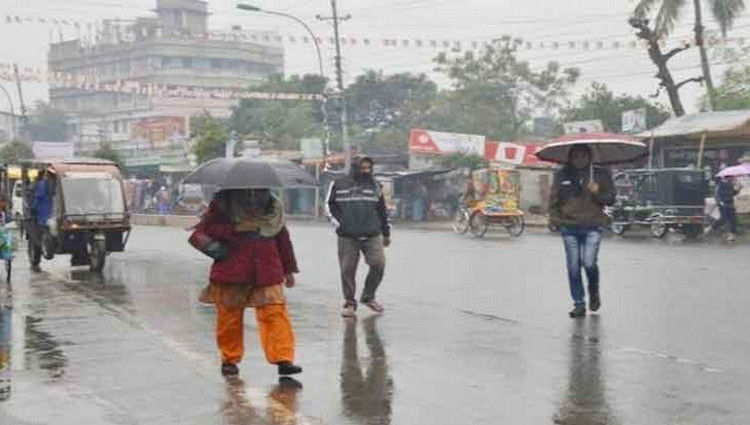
[634,0,746,110]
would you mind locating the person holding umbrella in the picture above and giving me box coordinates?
[538,133,646,318]
[715,177,743,242]
[184,158,315,377]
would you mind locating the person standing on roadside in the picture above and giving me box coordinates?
[549,145,616,318]
[326,156,391,318]
[715,176,741,242]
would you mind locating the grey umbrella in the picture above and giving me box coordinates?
[182,157,316,189]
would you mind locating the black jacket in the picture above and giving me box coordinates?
[715,180,739,207]
[326,174,391,238]
[549,165,616,228]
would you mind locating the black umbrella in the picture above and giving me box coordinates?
[183,157,316,189]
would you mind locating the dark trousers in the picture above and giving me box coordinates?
[719,205,738,234]
[338,236,386,307]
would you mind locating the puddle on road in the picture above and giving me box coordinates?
[340,316,393,425]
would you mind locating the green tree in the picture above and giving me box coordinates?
[440,153,488,170]
[0,140,34,164]
[707,46,750,110]
[94,141,124,168]
[430,36,579,140]
[26,102,69,141]
[229,74,326,151]
[634,0,746,109]
[191,114,230,164]
[562,82,671,132]
[345,71,437,150]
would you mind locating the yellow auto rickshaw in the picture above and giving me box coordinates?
[20,158,131,272]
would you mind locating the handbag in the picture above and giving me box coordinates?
[188,230,230,261]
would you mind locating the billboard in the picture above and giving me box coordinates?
[622,108,647,134]
[131,116,186,149]
[32,141,75,159]
[409,129,485,156]
[485,141,551,167]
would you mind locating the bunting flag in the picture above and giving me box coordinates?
[3,13,742,51]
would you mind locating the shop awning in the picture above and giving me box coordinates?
[637,110,750,140]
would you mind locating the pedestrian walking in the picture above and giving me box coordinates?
[326,156,391,318]
[549,145,616,318]
[715,176,741,242]
[189,189,302,377]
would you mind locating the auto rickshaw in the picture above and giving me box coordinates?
[20,158,131,272]
[607,168,709,238]
[454,168,525,238]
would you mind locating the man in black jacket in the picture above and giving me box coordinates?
[327,156,391,318]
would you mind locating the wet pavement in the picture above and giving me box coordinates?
[1,224,750,424]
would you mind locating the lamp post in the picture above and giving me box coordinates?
[237,4,329,163]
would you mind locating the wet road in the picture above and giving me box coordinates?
[1,224,750,424]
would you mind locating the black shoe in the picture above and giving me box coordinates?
[589,296,601,312]
[277,361,302,376]
[221,362,239,376]
[569,305,586,318]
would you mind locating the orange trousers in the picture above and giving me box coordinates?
[215,301,295,365]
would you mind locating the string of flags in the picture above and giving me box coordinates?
[4,13,748,53]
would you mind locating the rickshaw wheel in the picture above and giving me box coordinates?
[650,222,668,239]
[89,240,107,273]
[27,242,41,267]
[506,215,525,238]
[610,222,628,236]
[452,210,470,234]
[469,212,488,238]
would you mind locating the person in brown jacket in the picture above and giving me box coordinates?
[549,145,615,318]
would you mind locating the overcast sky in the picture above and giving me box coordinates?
[3,0,750,118]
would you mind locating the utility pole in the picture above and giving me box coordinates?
[318,0,351,172]
[13,64,28,134]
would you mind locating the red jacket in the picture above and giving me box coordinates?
[192,201,299,286]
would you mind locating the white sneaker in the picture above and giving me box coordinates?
[341,305,356,318]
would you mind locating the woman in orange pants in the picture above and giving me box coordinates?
[191,189,302,377]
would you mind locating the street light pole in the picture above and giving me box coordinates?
[237,4,330,163]
[0,84,16,139]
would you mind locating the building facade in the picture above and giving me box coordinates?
[47,0,284,170]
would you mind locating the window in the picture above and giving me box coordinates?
[181,57,193,68]
[162,56,173,67]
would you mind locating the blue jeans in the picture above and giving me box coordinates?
[561,226,602,307]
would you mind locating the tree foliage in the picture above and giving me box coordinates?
[346,71,437,150]
[430,36,580,140]
[562,82,671,132]
[94,141,124,169]
[0,140,34,164]
[708,46,750,110]
[26,102,68,142]
[634,0,745,37]
[439,153,488,170]
[191,114,230,164]
[229,74,326,151]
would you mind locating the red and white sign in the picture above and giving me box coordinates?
[485,141,552,167]
[409,129,485,156]
[485,141,526,165]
